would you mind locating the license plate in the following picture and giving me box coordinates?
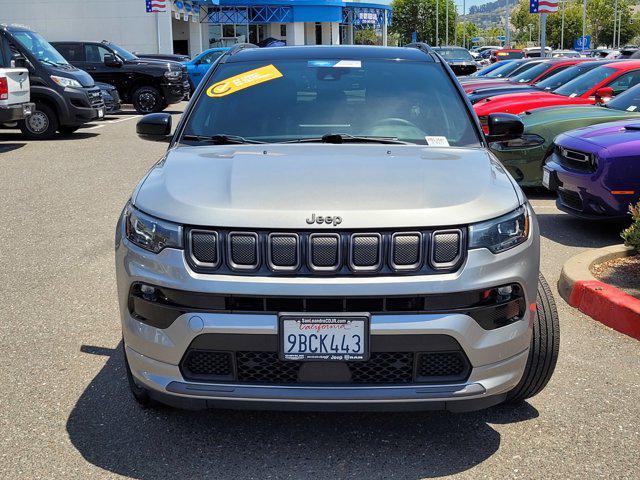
[542,168,550,189]
[279,314,369,361]
[97,108,104,119]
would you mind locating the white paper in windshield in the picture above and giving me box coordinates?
[627,105,637,111]
[425,136,450,146]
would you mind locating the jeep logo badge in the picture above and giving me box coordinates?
[306,214,342,226]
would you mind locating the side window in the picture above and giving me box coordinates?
[200,51,223,65]
[607,70,640,95]
[537,65,569,82]
[55,44,84,62]
[85,44,111,63]
[0,37,10,67]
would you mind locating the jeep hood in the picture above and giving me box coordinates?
[133,144,520,229]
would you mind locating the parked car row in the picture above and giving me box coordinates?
[456,55,640,220]
[0,24,197,139]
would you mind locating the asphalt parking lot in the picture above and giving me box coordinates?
[1,104,638,480]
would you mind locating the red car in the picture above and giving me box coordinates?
[490,49,524,63]
[461,58,588,93]
[474,60,640,122]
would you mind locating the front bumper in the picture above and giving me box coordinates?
[116,216,539,411]
[545,156,639,219]
[59,86,105,126]
[161,78,190,104]
[0,102,34,123]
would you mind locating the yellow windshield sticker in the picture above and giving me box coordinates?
[206,64,283,98]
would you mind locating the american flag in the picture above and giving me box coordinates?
[146,0,166,13]
[530,0,558,14]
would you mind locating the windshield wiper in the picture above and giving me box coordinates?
[281,133,412,145]
[39,58,65,67]
[181,134,265,145]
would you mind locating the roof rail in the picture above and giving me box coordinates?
[228,43,259,55]
[406,42,435,55]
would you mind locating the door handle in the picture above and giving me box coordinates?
[86,66,96,71]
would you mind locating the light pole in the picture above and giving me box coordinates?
[446,0,449,45]
[462,0,466,48]
[529,24,533,43]
[505,0,510,47]
[613,0,618,48]
[561,0,565,49]
[436,0,439,46]
[582,0,587,52]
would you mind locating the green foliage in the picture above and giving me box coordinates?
[354,28,380,45]
[621,202,640,252]
[390,0,458,45]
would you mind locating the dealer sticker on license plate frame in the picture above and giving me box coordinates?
[279,314,370,362]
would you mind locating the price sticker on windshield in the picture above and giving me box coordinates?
[206,64,283,98]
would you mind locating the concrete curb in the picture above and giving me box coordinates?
[558,245,640,340]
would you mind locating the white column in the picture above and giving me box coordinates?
[321,22,339,45]
[382,11,388,46]
[188,20,203,57]
[288,22,305,46]
[305,22,316,45]
[156,10,173,53]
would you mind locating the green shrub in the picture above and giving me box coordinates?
[621,202,640,252]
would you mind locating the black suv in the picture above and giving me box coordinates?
[52,41,189,114]
[0,25,104,139]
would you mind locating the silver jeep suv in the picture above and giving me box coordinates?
[116,44,559,412]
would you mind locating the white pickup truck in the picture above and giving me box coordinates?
[0,67,34,125]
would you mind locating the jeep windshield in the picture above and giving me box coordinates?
[12,30,69,66]
[181,58,482,146]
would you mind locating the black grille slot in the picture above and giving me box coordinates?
[236,351,300,383]
[191,231,219,266]
[391,233,422,270]
[309,234,340,271]
[348,352,414,383]
[416,352,468,381]
[431,230,461,266]
[350,233,381,271]
[558,189,583,211]
[228,232,259,269]
[557,146,595,173]
[268,233,299,270]
[182,350,233,381]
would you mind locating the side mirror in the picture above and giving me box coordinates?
[595,86,614,103]
[137,113,172,141]
[485,113,524,143]
[104,53,122,67]
[10,52,27,69]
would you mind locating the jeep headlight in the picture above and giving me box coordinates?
[50,75,82,88]
[469,205,530,253]
[164,70,182,80]
[124,203,182,253]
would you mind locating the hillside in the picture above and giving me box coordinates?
[466,0,506,30]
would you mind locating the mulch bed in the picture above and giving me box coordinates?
[591,254,640,300]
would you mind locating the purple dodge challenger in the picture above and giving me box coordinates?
[544,120,640,220]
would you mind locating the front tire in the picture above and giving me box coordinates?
[506,273,560,403]
[132,86,163,114]
[19,103,59,140]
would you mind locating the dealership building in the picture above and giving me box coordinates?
[1,0,392,57]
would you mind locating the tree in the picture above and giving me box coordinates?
[355,28,380,45]
[390,0,458,45]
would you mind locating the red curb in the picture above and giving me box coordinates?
[569,280,640,340]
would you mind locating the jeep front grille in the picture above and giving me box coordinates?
[186,228,465,276]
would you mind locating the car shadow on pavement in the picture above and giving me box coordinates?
[0,131,100,141]
[537,213,626,249]
[0,142,26,153]
[67,343,539,480]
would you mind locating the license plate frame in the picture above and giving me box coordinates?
[278,313,370,362]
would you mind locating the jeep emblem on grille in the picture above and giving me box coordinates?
[306,214,342,226]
